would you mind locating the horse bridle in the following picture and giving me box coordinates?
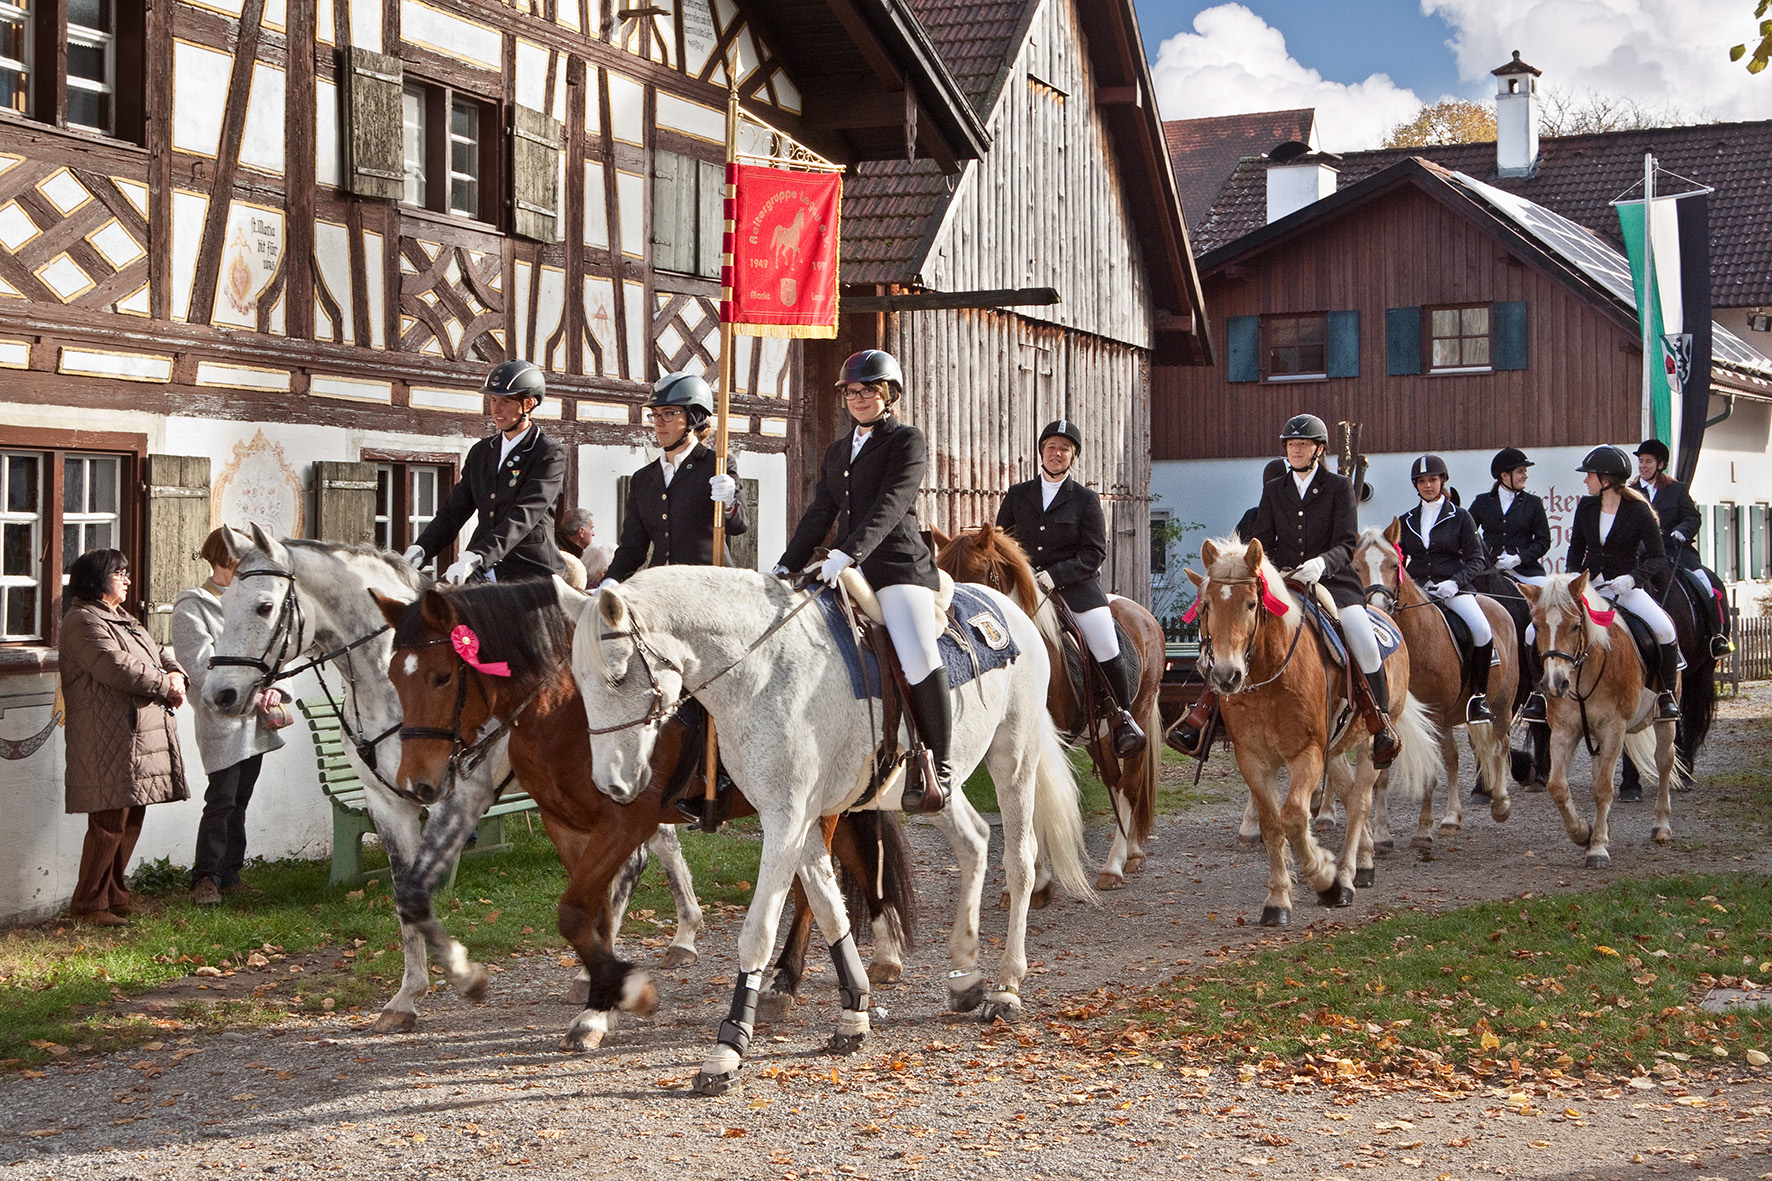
[397,634,557,798]
[1197,576,1305,694]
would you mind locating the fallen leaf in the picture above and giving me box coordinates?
[1744,1050,1769,1066]
[722,1127,747,1138]
[1594,945,1620,957]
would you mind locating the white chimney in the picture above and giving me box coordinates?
[1265,142,1340,224]
[1492,50,1542,178]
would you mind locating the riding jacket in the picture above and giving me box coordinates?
[604,443,748,583]
[1397,499,1486,590]
[1632,474,1703,572]
[1468,486,1552,577]
[1247,465,1364,608]
[995,475,1110,613]
[1566,494,1670,590]
[414,424,566,582]
[780,413,939,591]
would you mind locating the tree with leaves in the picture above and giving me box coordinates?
[1381,99,1496,147]
[1732,0,1772,73]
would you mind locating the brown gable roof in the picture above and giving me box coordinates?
[1162,108,1315,230]
[1188,119,1772,307]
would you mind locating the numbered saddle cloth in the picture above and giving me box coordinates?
[815,584,1021,699]
[1294,592,1404,670]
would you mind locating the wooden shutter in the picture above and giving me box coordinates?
[652,150,696,273]
[511,104,564,242]
[1326,310,1360,378]
[1225,316,1259,383]
[343,47,404,200]
[1751,504,1766,579]
[143,455,211,644]
[697,159,724,279]
[1491,300,1528,370]
[313,461,378,546]
[1385,306,1422,375]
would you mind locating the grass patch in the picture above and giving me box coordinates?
[961,745,1229,817]
[1127,872,1771,1075]
[0,821,762,1070]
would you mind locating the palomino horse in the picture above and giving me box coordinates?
[203,528,704,1033]
[1188,538,1437,926]
[566,567,1093,1096]
[1520,574,1679,867]
[375,580,915,1051]
[1353,523,1518,847]
[933,523,1165,889]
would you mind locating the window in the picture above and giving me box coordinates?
[1150,512,1170,576]
[1750,504,1768,581]
[1429,305,1492,372]
[400,82,496,222]
[372,460,455,575]
[1713,502,1739,583]
[1264,314,1326,379]
[652,148,724,278]
[1,445,132,642]
[0,0,139,141]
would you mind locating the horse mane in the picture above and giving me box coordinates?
[398,580,576,694]
[941,525,1059,654]
[1539,574,1613,650]
[1202,535,1299,613]
[240,537,427,594]
[1354,526,1415,593]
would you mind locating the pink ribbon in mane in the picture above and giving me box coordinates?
[451,624,512,677]
[1580,595,1616,629]
[1181,570,1289,624]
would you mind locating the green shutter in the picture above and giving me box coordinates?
[1385,307,1421,375]
[1326,310,1360,378]
[1492,300,1528,370]
[1227,316,1260,383]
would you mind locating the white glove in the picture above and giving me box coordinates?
[1670,530,1687,543]
[402,544,427,566]
[1608,574,1634,594]
[1034,570,1056,593]
[1494,552,1521,572]
[1294,557,1326,584]
[817,550,855,587]
[597,578,619,592]
[1430,579,1459,600]
[708,473,737,508]
[443,552,482,585]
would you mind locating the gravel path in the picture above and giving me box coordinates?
[4,687,1770,1180]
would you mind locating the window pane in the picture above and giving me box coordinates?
[0,9,25,116]
[450,101,474,140]
[412,469,435,518]
[1462,306,1489,336]
[64,456,86,513]
[85,520,113,552]
[1463,336,1490,366]
[7,454,38,512]
[1297,317,1326,344]
[448,99,479,217]
[402,87,426,206]
[1271,319,1298,348]
[62,522,78,568]
[3,520,31,576]
[1299,343,1326,372]
[1431,308,1459,336]
[66,41,105,83]
[5,586,36,638]
[1432,338,1461,368]
[68,0,110,32]
[90,456,117,511]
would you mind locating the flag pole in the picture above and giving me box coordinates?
[1641,151,1655,442]
[701,76,739,829]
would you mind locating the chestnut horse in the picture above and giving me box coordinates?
[933,524,1165,890]
[1353,523,1518,847]
[1188,538,1438,925]
[1520,574,1679,867]
[374,580,914,1052]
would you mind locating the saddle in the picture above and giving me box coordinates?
[1047,593,1140,749]
[1610,601,1663,682]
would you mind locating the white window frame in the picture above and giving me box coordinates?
[1,450,44,641]
[63,0,113,135]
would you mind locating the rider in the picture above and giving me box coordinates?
[1397,455,1495,725]
[406,360,566,584]
[1632,438,1732,658]
[1470,446,1553,724]
[1567,445,1681,720]
[994,420,1146,758]
[1169,414,1401,768]
[777,349,950,814]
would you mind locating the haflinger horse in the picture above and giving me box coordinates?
[1353,523,1518,847]
[565,566,1094,1096]
[203,527,705,1033]
[1520,573,1679,867]
[933,523,1165,890]
[374,579,916,1052]
[1188,538,1438,926]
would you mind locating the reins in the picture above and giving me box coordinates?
[1540,605,1609,757]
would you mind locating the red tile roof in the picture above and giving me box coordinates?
[1162,109,1315,231]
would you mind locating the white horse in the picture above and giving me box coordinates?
[203,528,704,1032]
[564,566,1094,1095]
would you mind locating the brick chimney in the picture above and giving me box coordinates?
[1265,141,1340,224]
[1492,50,1542,178]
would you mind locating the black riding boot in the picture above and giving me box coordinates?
[900,670,952,814]
[1655,642,1682,720]
[1520,691,1548,724]
[1364,668,1402,769]
[1098,653,1147,757]
[1465,641,1495,725]
[1165,690,1218,758]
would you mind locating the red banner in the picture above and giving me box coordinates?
[721,163,840,338]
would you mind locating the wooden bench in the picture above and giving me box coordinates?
[295,698,541,886]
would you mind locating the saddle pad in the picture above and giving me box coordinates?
[1298,594,1403,669]
[813,583,1021,700]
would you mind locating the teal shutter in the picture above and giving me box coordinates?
[1326,310,1360,378]
[1385,307,1421,375]
[1492,300,1528,370]
[1226,316,1260,382]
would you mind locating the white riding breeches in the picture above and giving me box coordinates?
[1608,586,1677,644]
[1337,602,1383,674]
[1072,605,1121,662]
[876,583,946,685]
[1445,593,1493,646]
[1512,573,1551,588]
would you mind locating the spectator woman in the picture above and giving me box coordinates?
[59,549,189,926]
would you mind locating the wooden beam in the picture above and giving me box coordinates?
[844,287,1059,313]
[1154,310,1193,334]
[802,91,905,130]
[1096,84,1141,107]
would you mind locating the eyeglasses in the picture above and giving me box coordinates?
[112,571,131,582]
[843,387,880,401]
[647,409,686,422]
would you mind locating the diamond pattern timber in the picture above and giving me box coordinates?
[0,158,150,311]
[652,291,719,377]
[399,238,505,363]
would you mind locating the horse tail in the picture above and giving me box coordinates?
[1120,695,1162,845]
[1031,714,1099,906]
[1679,658,1717,761]
[837,811,917,952]
[1381,693,1441,804]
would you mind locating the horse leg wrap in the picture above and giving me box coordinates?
[830,933,870,1013]
[716,971,763,1057]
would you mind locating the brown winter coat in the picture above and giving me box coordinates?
[59,599,190,814]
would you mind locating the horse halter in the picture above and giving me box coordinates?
[1540,605,1593,672]
[1198,575,1302,694]
[206,567,303,690]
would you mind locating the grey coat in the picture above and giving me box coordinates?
[171,584,286,775]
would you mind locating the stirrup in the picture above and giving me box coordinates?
[1655,691,1681,721]
[1370,721,1401,769]
[1465,694,1494,726]
[1520,693,1547,725]
[899,749,947,815]
[1111,709,1146,757]
[1165,699,1215,757]
[1710,635,1734,659]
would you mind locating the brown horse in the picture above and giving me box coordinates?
[933,523,1166,890]
[1520,573,1679,867]
[1352,523,1518,847]
[372,580,914,1051]
[1188,537,1438,925]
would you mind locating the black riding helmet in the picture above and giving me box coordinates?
[483,359,546,404]
[1634,438,1670,468]
[835,349,904,397]
[650,370,715,428]
[1490,447,1534,479]
[1280,413,1329,444]
[1038,419,1083,456]
[1410,454,1450,482]
[1577,445,1632,480]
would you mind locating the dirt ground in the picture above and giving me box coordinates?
[3,686,1769,1181]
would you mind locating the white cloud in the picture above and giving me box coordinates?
[1149,4,1427,151]
[1425,0,1768,123]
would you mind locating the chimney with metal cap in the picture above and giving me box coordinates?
[1493,50,1542,178]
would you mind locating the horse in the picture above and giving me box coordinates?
[932,523,1165,890]
[1352,523,1518,847]
[565,566,1093,1095]
[1617,570,1717,798]
[374,580,916,1051]
[1519,573,1679,867]
[1187,538,1438,926]
[202,527,705,1033]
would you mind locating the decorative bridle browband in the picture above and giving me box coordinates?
[1184,570,1302,694]
[397,623,551,798]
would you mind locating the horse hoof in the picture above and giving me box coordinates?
[693,1068,742,1097]
[947,980,987,1013]
[1312,816,1335,835]
[1652,827,1672,845]
[1236,831,1263,849]
[1527,780,1547,793]
[1490,798,1512,823]
[1030,883,1057,910]
[755,989,797,1023]
[1585,851,1611,869]
[1470,788,1492,804]
[659,946,698,969]
[825,1032,867,1056]
[623,977,658,1017]
[1259,906,1290,927]
[1437,823,1461,837]
[367,1009,417,1035]
[558,1026,605,1053]
[1410,835,1434,851]
[1318,884,1354,908]
[459,964,491,1004]
[1096,872,1125,891]
[565,980,591,1006]
[1124,854,1147,873]
[979,995,1022,1024]
[1616,786,1642,804]
[866,961,903,986]
[1353,867,1375,888]
[1374,839,1395,855]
